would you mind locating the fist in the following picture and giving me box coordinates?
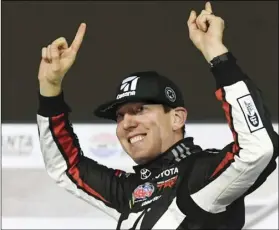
[187,2,228,62]
[38,23,86,96]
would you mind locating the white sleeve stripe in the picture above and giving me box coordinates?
[37,114,120,220]
[191,81,274,213]
[49,114,110,203]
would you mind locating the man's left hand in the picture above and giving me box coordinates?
[187,2,228,62]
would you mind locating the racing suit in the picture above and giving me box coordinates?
[37,53,278,229]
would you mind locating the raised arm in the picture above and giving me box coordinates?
[37,23,134,219]
[186,2,278,213]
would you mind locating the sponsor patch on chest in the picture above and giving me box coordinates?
[132,182,155,203]
[141,195,162,207]
[155,167,178,179]
[157,176,178,190]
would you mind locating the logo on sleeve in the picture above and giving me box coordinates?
[237,94,264,133]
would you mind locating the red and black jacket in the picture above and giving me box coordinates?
[37,53,278,229]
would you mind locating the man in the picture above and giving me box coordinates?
[37,2,278,229]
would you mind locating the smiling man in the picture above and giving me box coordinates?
[115,101,184,165]
[98,73,188,165]
[37,2,278,229]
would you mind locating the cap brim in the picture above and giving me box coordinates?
[94,96,159,121]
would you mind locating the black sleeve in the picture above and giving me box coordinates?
[180,53,278,215]
[37,92,136,217]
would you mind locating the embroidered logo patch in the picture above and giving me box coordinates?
[116,76,140,99]
[237,94,264,133]
[157,176,178,190]
[133,182,155,202]
[140,168,151,180]
[155,167,178,179]
[165,87,176,102]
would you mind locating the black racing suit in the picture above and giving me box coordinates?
[37,53,278,229]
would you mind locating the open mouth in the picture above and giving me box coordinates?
[129,134,147,144]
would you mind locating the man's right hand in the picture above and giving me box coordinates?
[38,23,86,97]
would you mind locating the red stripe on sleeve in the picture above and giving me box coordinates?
[215,89,239,150]
[210,152,234,178]
[216,89,233,130]
[115,170,120,177]
[211,89,240,178]
[51,114,109,203]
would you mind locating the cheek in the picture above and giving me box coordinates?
[116,125,123,141]
[156,113,171,126]
[156,116,173,138]
[145,114,170,135]
[116,126,128,150]
[140,114,157,129]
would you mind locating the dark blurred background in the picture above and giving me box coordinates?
[2,1,278,123]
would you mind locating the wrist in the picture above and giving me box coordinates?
[202,44,229,63]
[210,52,248,89]
[39,81,62,97]
[38,90,71,116]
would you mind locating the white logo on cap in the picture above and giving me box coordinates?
[116,76,140,99]
[165,87,176,102]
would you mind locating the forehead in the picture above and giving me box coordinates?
[116,102,146,113]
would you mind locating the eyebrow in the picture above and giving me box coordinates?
[116,102,154,115]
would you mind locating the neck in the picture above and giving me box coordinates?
[136,135,184,165]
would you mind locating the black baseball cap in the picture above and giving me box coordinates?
[94,71,185,120]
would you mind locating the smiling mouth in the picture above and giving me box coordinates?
[129,134,146,144]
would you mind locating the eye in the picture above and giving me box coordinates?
[136,105,145,114]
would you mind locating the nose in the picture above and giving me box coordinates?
[123,113,138,130]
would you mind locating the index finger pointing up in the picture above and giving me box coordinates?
[70,23,87,53]
[205,2,213,14]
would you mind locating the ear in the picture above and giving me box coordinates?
[172,107,187,131]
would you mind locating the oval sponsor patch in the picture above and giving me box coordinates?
[133,182,155,201]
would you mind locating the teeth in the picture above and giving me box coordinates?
[130,135,145,144]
